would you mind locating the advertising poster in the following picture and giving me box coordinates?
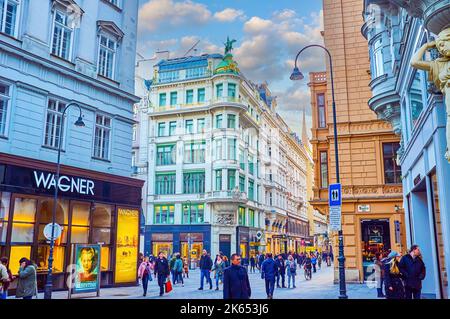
[115,208,139,283]
[73,244,101,294]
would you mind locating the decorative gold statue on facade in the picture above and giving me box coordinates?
[411,28,450,162]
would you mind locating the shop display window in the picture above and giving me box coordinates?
[101,246,110,271]
[38,223,68,244]
[153,243,172,258]
[92,228,111,244]
[37,245,65,273]
[0,192,10,243]
[9,246,31,274]
[38,198,69,245]
[71,202,90,226]
[92,204,112,227]
[71,226,89,243]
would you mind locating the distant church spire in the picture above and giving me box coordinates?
[301,108,308,145]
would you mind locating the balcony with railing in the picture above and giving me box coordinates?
[205,190,248,204]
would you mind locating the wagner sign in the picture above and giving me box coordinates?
[33,171,95,195]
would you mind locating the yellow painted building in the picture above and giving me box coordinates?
[307,0,407,283]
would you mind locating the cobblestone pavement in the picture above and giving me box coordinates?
[27,263,379,300]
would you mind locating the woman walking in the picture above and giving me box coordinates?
[286,255,297,288]
[138,256,153,297]
[383,251,405,299]
[0,257,15,299]
[212,255,226,291]
[174,254,184,287]
[374,252,385,298]
[183,257,189,278]
[16,258,37,299]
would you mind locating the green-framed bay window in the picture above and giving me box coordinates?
[155,173,176,195]
[186,89,194,104]
[183,171,205,194]
[248,209,255,227]
[238,206,246,226]
[248,155,254,175]
[154,204,175,224]
[248,179,254,201]
[239,174,245,192]
[184,141,205,163]
[227,114,236,129]
[156,144,176,166]
[169,121,177,136]
[197,88,205,102]
[239,148,245,170]
[170,92,177,106]
[216,83,223,98]
[215,170,222,191]
[215,114,223,128]
[228,83,236,98]
[182,203,205,224]
[227,138,236,160]
[227,169,236,190]
[159,93,166,107]
[158,122,166,137]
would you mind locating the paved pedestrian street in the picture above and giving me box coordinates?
[31,264,377,300]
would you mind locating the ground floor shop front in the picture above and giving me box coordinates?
[0,153,144,293]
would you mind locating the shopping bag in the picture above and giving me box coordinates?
[165,279,173,293]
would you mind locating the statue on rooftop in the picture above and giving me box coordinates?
[224,36,237,55]
[411,28,450,162]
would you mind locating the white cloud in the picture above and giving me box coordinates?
[138,0,211,32]
[214,8,246,22]
[243,16,274,34]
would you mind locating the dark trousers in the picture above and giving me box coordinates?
[171,270,177,284]
[250,265,255,273]
[276,273,285,287]
[265,278,275,296]
[405,286,421,299]
[157,274,166,295]
[142,274,149,295]
[312,264,317,273]
[200,269,212,289]
[177,271,184,284]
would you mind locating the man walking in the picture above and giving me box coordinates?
[399,245,426,299]
[199,249,213,290]
[223,254,251,299]
[154,252,170,296]
[275,254,286,288]
[258,253,265,273]
[261,253,277,299]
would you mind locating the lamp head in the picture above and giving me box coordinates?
[290,67,304,81]
[75,116,85,127]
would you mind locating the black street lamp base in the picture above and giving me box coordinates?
[43,283,53,300]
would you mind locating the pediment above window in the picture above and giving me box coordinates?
[97,21,124,41]
[51,0,84,15]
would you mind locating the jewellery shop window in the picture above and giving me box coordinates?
[37,198,69,273]
[92,203,113,272]
[9,196,36,274]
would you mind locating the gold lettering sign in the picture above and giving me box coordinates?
[114,208,139,283]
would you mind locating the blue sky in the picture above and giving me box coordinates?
[137,0,325,136]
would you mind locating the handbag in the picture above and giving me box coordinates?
[165,278,173,293]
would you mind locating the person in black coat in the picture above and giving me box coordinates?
[223,254,251,299]
[258,253,265,273]
[249,256,256,273]
[383,251,405,299]
[154,252,170,296]
[199,250,213,290]
[398,245,426,299]
[275,255,286,288]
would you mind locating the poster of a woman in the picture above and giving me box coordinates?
[74,245,101,293]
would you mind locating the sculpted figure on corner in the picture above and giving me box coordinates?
[411,28,450,162]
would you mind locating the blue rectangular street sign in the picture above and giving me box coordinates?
[329,183,342,207]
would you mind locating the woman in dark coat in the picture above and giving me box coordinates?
[383,251,405,299]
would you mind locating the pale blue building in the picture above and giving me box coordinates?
[0,0,143,291]
[363,0,450,299]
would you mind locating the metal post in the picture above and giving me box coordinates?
[44,103,84,300]
[292,45,347,299]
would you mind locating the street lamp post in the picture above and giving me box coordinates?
[184,200,192,269]
[290,44,348,299]
[43,103,85,300]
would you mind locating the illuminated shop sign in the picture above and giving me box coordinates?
[33,171,95,195]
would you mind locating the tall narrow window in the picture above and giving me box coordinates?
[214,138,222,160]
[248,209,255,227]
[93,115,111,160]
[0,0,19,37]
[51,10,73,60]
[238,207,246,226]
[228,83,236,98]
[132,124,137,141]
[239,175,245,192]
[227,114,236,129]
[0,83,10,137]
[408,71,425,128]
[159,93,166,107]
[320,151,328,188]
[44,99,66,149]
[169,121,177,136]
[317,93,326,128]
[383,142,401,184]
[98,35,117,79]
[215,170,222,191]
[372,37,384,78]
[157,122,166,137]
[248,179,254,201]
[185,119,193,134]
[197,88,205,103]
[227,169,236,190]
[197,118,205,133]
[215,114,223,129]
[216,84,223,98]
[227,138,236,160]
[170,92,177,106]
[186,90,194,104]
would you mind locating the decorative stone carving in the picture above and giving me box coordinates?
[411,28,450,162]
[215,213,235,226]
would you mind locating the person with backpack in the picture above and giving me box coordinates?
[311,253,317,273]
[286,255,297,288]
[174,254,184,287]
[384,251,405,299]
[16,258,37,299]
[138,256,154,297]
